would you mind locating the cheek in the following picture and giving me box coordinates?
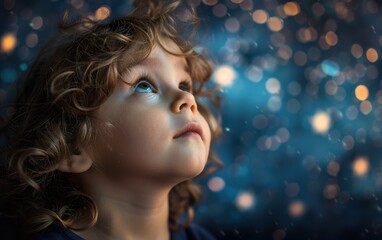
[94,108,170,172]
[200,114,212,152]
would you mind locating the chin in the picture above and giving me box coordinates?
[182,157,207,178]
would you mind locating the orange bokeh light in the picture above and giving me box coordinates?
[353,156,369,177]
[283,2,300,16]
[366,48,378,63]
[355,85,369,101]
[1,33,17,53]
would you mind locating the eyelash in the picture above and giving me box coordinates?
[179,80,193,93]
[133,73,157,92]
[133,73,193,93]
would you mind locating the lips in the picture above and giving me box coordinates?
[173,122,203,140]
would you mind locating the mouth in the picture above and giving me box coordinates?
[173,122,203,140]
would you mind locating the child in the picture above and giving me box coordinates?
[0,0,222,239]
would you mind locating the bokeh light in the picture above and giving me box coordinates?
[95,6,111,20]
[267,17,283,32]
[1,33,17,53]
[327,161,341,176]
[355,85,369,101]
[208,177,225,192]
[351,44,363,58]
[283,2,300,17]
[288,201,305,218]
[235,191,255,211]
[252,9,268,24]
[352,156,369,177]
[214,65,236,87]
[366,48,378,63]
[310,111,331,134]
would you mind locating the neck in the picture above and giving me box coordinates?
[73,174,172,240]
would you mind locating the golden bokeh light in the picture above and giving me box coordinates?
[267,17,283,32]
[95,6,111,20]
[252,10,268,24]
[283,2,300,16]
[236,192,255,211]
[366,48,378,63]
[214,65,236,87]
[352,156,369,177]
[325,31,338,46]
[355,85,369,101]
[310,111,331,134]
[1,33,17,53]
[288,201,305,217]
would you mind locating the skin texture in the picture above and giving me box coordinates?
[68,40,211,240]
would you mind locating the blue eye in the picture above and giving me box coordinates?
[134,80,155,93]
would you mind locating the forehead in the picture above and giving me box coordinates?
[136,39,189,72]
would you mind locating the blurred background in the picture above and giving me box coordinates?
[1,0,382,239]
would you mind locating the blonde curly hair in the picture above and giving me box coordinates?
[0,0,222,236]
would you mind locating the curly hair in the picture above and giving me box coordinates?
[0,0,222,236]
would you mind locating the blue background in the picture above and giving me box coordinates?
[1,0,382,239]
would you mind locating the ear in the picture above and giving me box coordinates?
[57,149,93,173]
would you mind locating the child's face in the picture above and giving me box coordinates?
[89,39,211,184]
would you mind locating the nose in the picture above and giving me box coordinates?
[171,90,197,115]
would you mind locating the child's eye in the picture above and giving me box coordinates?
[179,81,193,93]
[134,80,156,93]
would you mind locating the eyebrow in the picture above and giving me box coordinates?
[124,57,191,84]
[175,59,190,74]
